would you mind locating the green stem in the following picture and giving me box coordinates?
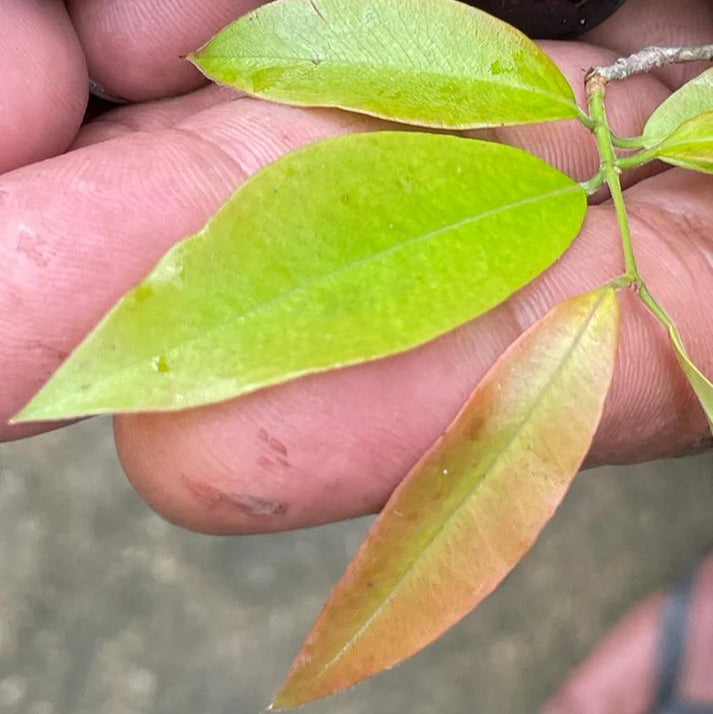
[609,179,639,283]
[586,76,640,283]
[616,146,660,170]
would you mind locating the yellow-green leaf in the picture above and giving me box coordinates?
[644,68,713,147]
[650,110,713,174]
[189,0,579,129]
[14,133,586,422]
[273,288,620,709]
[669,325,713,433]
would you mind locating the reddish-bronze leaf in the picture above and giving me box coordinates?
[272,288,620,709]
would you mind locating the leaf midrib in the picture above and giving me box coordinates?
[201,55,576,113]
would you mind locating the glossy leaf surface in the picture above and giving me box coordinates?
[16,132,586,421]
[189,0,579,129]
[273,288,620,709]
[669,325,713,432]
[644,68,713,147]
[650,110,713,173]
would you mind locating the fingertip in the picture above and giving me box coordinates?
[113,406,286,536]
[114,394,350,536]
[112,340,476,536]
[0,1,87,173]
[68,0,262,101]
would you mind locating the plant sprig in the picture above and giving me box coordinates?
[10,0,713,708]
[585,43,713,286]
[583,47,713,433]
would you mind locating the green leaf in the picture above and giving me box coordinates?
[273,288,620,709]
[644,68,713,147]
[650,110,713,174]
[189,0,579,129]
[668,324,713,433]
[15,132,586,422]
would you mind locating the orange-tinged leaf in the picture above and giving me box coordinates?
[273,288,620,709]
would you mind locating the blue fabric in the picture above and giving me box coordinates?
[658,703,713,714]
[651,566,713,714]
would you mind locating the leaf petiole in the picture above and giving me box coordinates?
[579,171,605,195]
[638,285,713,432]
[637,283,676,328]
[610,133,646,150]
[616,146,662,170]
[576,106,597,130]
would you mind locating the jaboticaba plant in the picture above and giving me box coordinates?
[13,0,713,709]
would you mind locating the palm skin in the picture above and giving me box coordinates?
[0,0,711,541]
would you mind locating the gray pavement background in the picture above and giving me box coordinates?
[1,418,712,714]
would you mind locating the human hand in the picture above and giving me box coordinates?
[1,0,711,534]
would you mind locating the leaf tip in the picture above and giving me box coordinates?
[270,671,333,711]
[185,50,201,68]
[8,396,43,425]
[267,692,292,712]
[8,376,95,425]
[9,396,63,426]
[270,684,300,711]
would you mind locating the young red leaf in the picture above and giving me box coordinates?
[273,288,620,709]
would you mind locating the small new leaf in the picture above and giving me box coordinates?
[669,325,713,433]
[190,0,579,129]
[273,288,620,709]
[644,67,713,147]
[649,110,713,174]
[15,133,586,422]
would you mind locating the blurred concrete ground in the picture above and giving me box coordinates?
[0,418,712,714]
